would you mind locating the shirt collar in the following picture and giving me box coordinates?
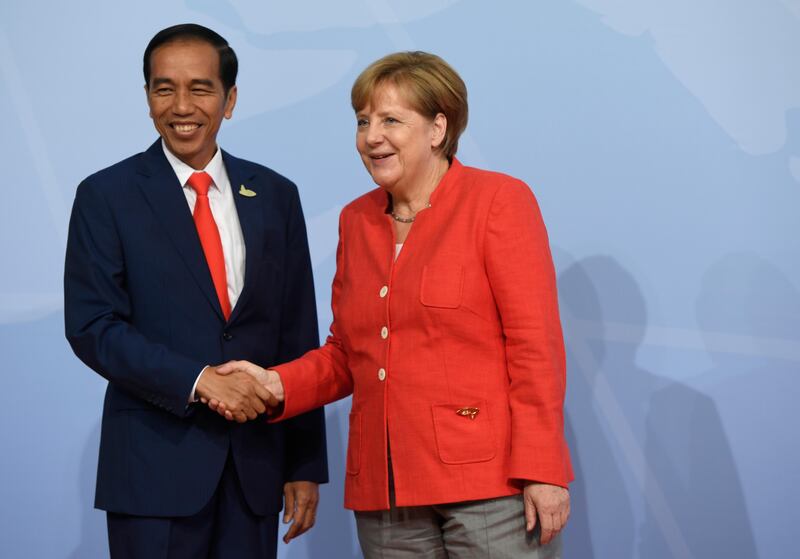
[161,139,227,194]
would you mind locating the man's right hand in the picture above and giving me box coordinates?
[210,361,285,421]
[195,366,273,423]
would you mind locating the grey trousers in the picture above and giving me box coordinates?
[355,492,562,559]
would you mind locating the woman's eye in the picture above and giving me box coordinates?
[385,117,398,124]
[357,118,368,127]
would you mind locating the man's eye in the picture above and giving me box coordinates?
[155,88,173,95]
[193,89,212,95]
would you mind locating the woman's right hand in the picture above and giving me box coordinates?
[211,360,285,419]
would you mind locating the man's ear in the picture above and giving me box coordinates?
[144,84,153,118]
[224,85,238,119]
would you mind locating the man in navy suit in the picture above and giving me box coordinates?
[64,24,327,559]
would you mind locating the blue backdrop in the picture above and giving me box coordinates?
[1,1,798,557]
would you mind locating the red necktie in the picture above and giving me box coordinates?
[187,172,232,320]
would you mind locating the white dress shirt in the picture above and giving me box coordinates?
[161,140,246,401]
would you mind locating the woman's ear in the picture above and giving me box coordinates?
[431,112,447,149]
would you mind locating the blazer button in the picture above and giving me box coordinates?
[378,368,386,381]
[379,285,388,298]
[380,326,388,339]
[222,332,233,341]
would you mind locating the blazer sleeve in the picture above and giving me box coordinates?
[484,179,573,488]
[64,178,205,416]
[274,184,329,483]
[272,210,354,422]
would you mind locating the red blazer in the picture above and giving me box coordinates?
[275,159,572,510]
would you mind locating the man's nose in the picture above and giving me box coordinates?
[171,89,193,115]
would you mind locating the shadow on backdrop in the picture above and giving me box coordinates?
[645,251,800,559]
[558,253,757,557]
[641,383,758,558]
[638,251,760,558]
[562,416,595,559]
[556,251,636,558]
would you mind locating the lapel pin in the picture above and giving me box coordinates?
[239,184,257,197]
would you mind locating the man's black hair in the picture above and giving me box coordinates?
[143,23,238,93]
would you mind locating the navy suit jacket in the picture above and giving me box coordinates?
[64,140,328,517]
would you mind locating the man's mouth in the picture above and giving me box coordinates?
[171,123,201,133]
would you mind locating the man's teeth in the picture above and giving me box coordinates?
[174,124,199,132]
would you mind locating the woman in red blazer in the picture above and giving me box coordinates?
[216,51,572,557]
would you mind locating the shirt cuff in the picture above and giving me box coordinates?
[188,365,209,403]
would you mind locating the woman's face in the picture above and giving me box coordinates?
[355,83,446,192]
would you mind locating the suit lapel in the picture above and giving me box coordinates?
[135,140,225,320]
[223,150,263,323]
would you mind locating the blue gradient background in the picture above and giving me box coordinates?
[1,1,798,557]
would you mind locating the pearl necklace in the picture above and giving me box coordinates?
[390,202,431,223]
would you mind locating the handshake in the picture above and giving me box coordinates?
[195,360,285,423]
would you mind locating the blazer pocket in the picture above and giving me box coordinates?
[346,412,363,475]
[420,264,463,309]
[431,401,496,464]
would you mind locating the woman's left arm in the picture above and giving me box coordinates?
[484,178,572,541]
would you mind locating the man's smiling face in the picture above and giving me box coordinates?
[146,39,237,169]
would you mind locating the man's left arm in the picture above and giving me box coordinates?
[276,183,328,541]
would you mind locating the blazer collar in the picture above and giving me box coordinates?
[428,157,463,207]
[222,149,262,323]
[135,139,262,323]
[379,157,464,214]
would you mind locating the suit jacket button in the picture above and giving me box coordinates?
[222,332,233,341]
